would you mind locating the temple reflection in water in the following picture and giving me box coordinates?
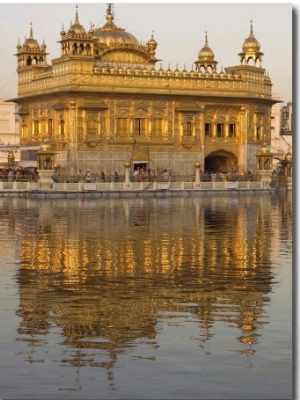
[0,193,291,380]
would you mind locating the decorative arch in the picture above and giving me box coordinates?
[204,149,238,173]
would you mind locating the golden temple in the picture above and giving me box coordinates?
[9,4,279,177]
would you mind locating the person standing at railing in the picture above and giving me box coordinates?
[148,168,154,182]
[133,167,139,181]
[162,169,169,182]
[15,169,21,182]
[52,170,58,183]
[8,168,14,182]
[100,171,106,182]
[137,168,144,182]
[85,169,92,183]
[114,171,119,182]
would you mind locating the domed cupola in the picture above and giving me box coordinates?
[93,4,139,46]
[67,5,86,36]
[60,24,66,37]
[22,23,41,51]
[59,5,94,58]
[92,4,159,67]
[239,20,264,67]
[147,31,158,62]
[15,23,48,68]
[194,31,218,74]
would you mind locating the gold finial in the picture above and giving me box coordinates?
[29,22,33,38]
[205,30,208,45]
[106,3,114,23]
[107,3,114,16]
[250,19,254,35]
[75,4,79,22]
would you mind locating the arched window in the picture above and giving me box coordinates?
[205,123,211,136]
[264,159,270,170]
[229,124,235,137]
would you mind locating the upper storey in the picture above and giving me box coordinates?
[13,4,274,102]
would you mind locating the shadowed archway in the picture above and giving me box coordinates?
[205,150,238,173]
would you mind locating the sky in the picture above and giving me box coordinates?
[0,1,293,104]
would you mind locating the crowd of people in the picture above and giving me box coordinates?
[0,167,38,182]
[0,166,256,184]
[81,167,171,183]
[132,167,155,182]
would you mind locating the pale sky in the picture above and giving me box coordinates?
[0,1,293,104]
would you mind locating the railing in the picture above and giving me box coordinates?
[0,179,264,192]
[49,173,260,184]
[0,173,291,193]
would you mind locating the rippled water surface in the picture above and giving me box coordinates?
[0,192,292,399]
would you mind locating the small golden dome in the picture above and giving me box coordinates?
[285,151,292,161]
[166,63,172,76]
[198,32,215,61]
[219,67,226,78]
[16,40,22,51]
[60,24,66,37]
[23,23,40,50]
[242,21,260,52]
[182,64,188,76]
[158,63,165,75]
[41,40,47,51]
[68,5,86,35]
[147,32,157,51]
[257,144,272,155]
[174,64,181,76]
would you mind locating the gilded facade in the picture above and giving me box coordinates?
[10,4,278,177]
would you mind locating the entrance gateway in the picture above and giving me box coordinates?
[205,150,238,173]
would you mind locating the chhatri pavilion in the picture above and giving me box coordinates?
[9,4,279,178]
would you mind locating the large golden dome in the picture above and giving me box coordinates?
[93,5,139,46]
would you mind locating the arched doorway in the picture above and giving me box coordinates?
[205,150,238,173]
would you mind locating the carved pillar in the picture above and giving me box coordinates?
[212,123,217,138]
[194,162,201,188]
[66,101,78,177]
[148,118,153,140]
[123,162,132,189]
[224,123,229,138]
